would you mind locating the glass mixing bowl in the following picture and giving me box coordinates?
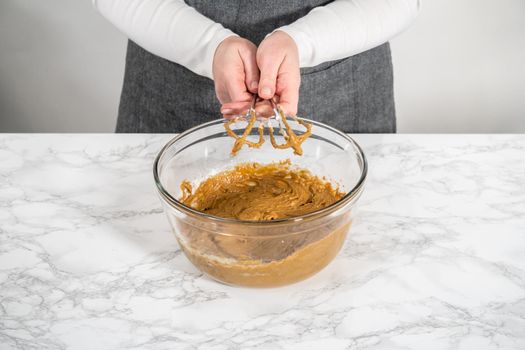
[154,118,367,287]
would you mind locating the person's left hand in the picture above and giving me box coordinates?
[220,31,300,118]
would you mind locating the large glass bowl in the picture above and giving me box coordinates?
[154,118,367,287]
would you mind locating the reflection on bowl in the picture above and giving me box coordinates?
[154,118,367,287]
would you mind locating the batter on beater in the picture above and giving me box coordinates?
[224,103,312,156]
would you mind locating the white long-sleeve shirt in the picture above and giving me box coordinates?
[93,0,420,80]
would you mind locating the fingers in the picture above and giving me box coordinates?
[219,47,256,118]
[239,47,260,94]
[257,52,282,100]
[215,84,230,105]
[213,37,259,105]
[275,61,300,116]
[224,45,256,103]
[221,100,274,119]
[220,101,252,117]
[215,34,301,119]
[225,76,252,104]
[253,100,274,118]
[277,101,298,117]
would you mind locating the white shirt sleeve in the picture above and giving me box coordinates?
[278,0,421,67]
[92,0,237,79]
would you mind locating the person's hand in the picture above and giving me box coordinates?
[256,30,300,116]
[218,31,300,118]
[213,36,259,117]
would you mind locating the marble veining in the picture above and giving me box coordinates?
[0,134,524,350]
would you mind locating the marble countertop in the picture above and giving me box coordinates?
[0,134,524,350]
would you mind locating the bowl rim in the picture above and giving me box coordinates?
[153,118,367,226]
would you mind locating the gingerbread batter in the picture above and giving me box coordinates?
[177,160,351,287]
[180,160,343,221]
[224,106,312,156]
[178,221,350,287]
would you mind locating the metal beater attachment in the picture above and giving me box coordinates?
[267,99,312,156]
[224,94,312,156]
[223,94,264,156]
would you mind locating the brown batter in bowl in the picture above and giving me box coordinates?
[177,220,350,287]
[180,160,344,221]
[154,118,367,288]
[176,160,350,287]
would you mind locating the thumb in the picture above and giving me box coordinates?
[257,53,281,100]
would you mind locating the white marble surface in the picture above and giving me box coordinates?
[0,134,524,350]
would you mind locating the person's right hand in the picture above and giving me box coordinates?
[213,36,259,118]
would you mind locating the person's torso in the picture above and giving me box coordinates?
[117,1,395,133]
[185,0,334,45]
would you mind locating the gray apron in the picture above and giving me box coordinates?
[116,0,396,133]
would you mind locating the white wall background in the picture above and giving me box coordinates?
[0,0,524,133]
